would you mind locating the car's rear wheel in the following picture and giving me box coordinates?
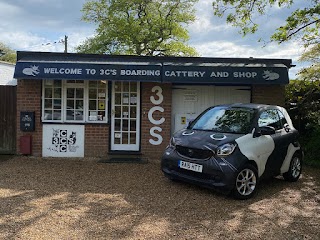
[232,164,258,200]
[283,154,302,182]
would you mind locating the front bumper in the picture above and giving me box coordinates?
[161,146,241,193]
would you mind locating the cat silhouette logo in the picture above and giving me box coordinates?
[22,65,40,76]
[263,70,280,81]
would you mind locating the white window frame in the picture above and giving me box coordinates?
[42,80,109,124]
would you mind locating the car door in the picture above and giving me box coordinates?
[258,109,294,177]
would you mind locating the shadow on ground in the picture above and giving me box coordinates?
[0,156,319,239]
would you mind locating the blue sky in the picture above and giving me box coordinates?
[0,0,310,78]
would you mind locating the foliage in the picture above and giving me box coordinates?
[212,0,319,47]
[77,0,199,56]
[285,79,320,166]
[0,42,16,63]
[212,0,319,86]
[300,126,320,167]
[298,43,320,81]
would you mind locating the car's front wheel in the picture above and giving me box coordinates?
[283,154,302,182]
[232,164,259,200]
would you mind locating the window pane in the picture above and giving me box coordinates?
[67,88,74,98]
[123,82,129,92]
[115,93,121,105]
[53,110,62,120]
[130,132,136,144]
[123,120,128,131]
[114,82,121,92]
[45,88,52,98]
[122,132,128,144]
[130,82,137,92]
[130,107,136,118]
[89,81,97,88]
[54,88,61,98]
[130,120,136,131]
[76,88,84,98]
[44,110,52,120]
[67,110,74,120]
[54,99,61,109]
[115,119,121,131]
[89,89,97,99]
[89,100,96,110]
[76,100,83,109]
[44,99,52,108]
[67,100,74,109]
[54,80,61,87]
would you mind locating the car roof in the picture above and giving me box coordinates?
[215,103,278,110]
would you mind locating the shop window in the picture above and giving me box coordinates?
[43,80,62,121]
[42,80,108,123]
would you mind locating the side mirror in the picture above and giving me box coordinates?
[187,120,193,129]
[254,126,276,137]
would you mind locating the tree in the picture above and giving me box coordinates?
[0,42,16,63]
[77,0,198,57]
[298,43,320,81]
[212,0,319,79]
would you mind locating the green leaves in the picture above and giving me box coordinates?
[0,42,16,63]
[77,0,198,56]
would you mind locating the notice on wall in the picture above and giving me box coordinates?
[42,124,84,157]
[183,90,198,102]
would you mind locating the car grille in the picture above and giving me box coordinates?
[176,145,213,160]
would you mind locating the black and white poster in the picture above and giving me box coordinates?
[43,125,84,157]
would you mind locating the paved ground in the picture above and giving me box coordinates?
[0,155,319,240]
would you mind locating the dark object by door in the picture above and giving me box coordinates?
[0,86,17,154]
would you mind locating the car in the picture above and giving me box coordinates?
[161,103,303,199]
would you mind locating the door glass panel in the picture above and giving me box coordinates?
[123,82,129,92]
[123,106,129,118]
[130,133,136,144]
[123,120,128,131]
[115,106,121,118]
[122,132,129,144]
[130,120,136,131]
[115,119,121,131]
[130,107,136,118]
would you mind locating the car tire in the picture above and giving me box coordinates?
[232,164,259,200]
[283,154,302,182]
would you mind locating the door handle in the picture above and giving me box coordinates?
[111,109,115,115]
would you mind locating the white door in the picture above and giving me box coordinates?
[111,81,140,151]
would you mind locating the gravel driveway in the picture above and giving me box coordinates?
[0,156,319,240]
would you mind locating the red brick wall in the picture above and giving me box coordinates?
[251,85,285,106]
[16,79,42,156]
[141,83,172,161]
[84,124,109,157]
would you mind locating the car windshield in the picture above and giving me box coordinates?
[190,107,255,134]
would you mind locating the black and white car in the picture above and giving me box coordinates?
[161,103,303,199]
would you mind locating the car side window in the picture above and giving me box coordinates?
[258,109,282,130]
[277,110,288,127]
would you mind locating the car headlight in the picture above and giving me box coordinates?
[217,143,236,157]
[169,137,176,147]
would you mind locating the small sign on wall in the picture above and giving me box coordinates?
[183,90,198,102]
[42,124,84,157]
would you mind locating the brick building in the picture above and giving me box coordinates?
[14,51,292,160]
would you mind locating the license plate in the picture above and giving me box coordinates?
[179,160,203,173]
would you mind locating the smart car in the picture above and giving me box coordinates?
[161,103,303,199]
